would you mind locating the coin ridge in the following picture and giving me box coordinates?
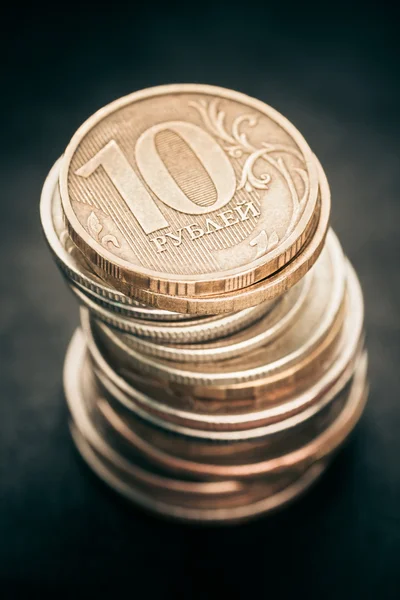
[60,84,319,297]
[40,158,192,321]
[109,156,329,314]
[81,262,365,434]
[73,285,276,343]
[105,275,311,362]
[65,329,367,475]
[89,229,346,386]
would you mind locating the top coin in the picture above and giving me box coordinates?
[60,84,319,298]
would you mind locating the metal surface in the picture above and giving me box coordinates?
[60,84,320,299]
[39,84,368,524]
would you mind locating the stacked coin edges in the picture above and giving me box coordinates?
[40,151,368,524]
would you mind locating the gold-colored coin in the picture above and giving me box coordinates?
[107,274,310,362]
[60,84,319,300]
[70,283,276,343]
[94,334,363,435]
[40,158,192,322]
[64,330,367,523]
[70,423,328,523]
[113,157,329,314]
[90,230,345,388]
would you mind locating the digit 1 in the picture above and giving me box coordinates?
[75,140,168,235]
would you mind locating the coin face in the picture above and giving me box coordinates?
[60,84,319,297]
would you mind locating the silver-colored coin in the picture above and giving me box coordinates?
[73,282,277,343]
[109,273,311,362]
[81,259,365,436]
[70,423,328,523]
[64,329,367,522]
[40,158,193,322]
[91,230,346,387]
[96,353,365,454]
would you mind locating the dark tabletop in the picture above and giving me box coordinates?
[1,2,399,597]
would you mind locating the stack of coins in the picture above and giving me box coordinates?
[40,85,368,524]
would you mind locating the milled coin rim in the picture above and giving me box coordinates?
[111,273,311,362]
[70,422,328,523]
[65,328,367,481]
[111,156,330,314]
[59,84,319,296]
[72,283,277,343]
[40,157,192,321]
[80,261,364,436]
[89,230,346,386]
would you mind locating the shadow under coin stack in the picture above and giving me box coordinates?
[40,85,368,523]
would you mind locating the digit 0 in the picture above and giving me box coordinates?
[75,121,236,235]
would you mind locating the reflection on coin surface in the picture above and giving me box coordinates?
[60,84,319,297]
[120,158,329,314]
[91,230,345,387]
[113,275,310,362]
[64,329,367,522]
[40,82,368,524]
[71,283,276,343]
[40,158,193,321]
[84,263,364,438]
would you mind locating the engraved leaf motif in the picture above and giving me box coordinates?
[190,99,310,245]
[60,230,74,253]
[237,147,272,192]
[87,211,103,239]
[250,230,268,259]
[250,230,279,258]
[101,234,120,249]
[267,230,279,251]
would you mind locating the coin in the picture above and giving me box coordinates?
[65,329,367,523]
[90,230,345,388]
[96,357,363,457]
[80,252,364,435]
[120,158,328,314]
[68,363,244,499]
[70,283,276,343]
[40,83,369,524]
[104,273,310,362]
[67,344,329,504]
[66,331,367,479]
[75,364,308,506]
[40,158,192,322]
[60,84,320,299]
[94,338,363,435]
[71,423,328,523]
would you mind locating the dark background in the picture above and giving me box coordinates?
[1,1,399,597]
